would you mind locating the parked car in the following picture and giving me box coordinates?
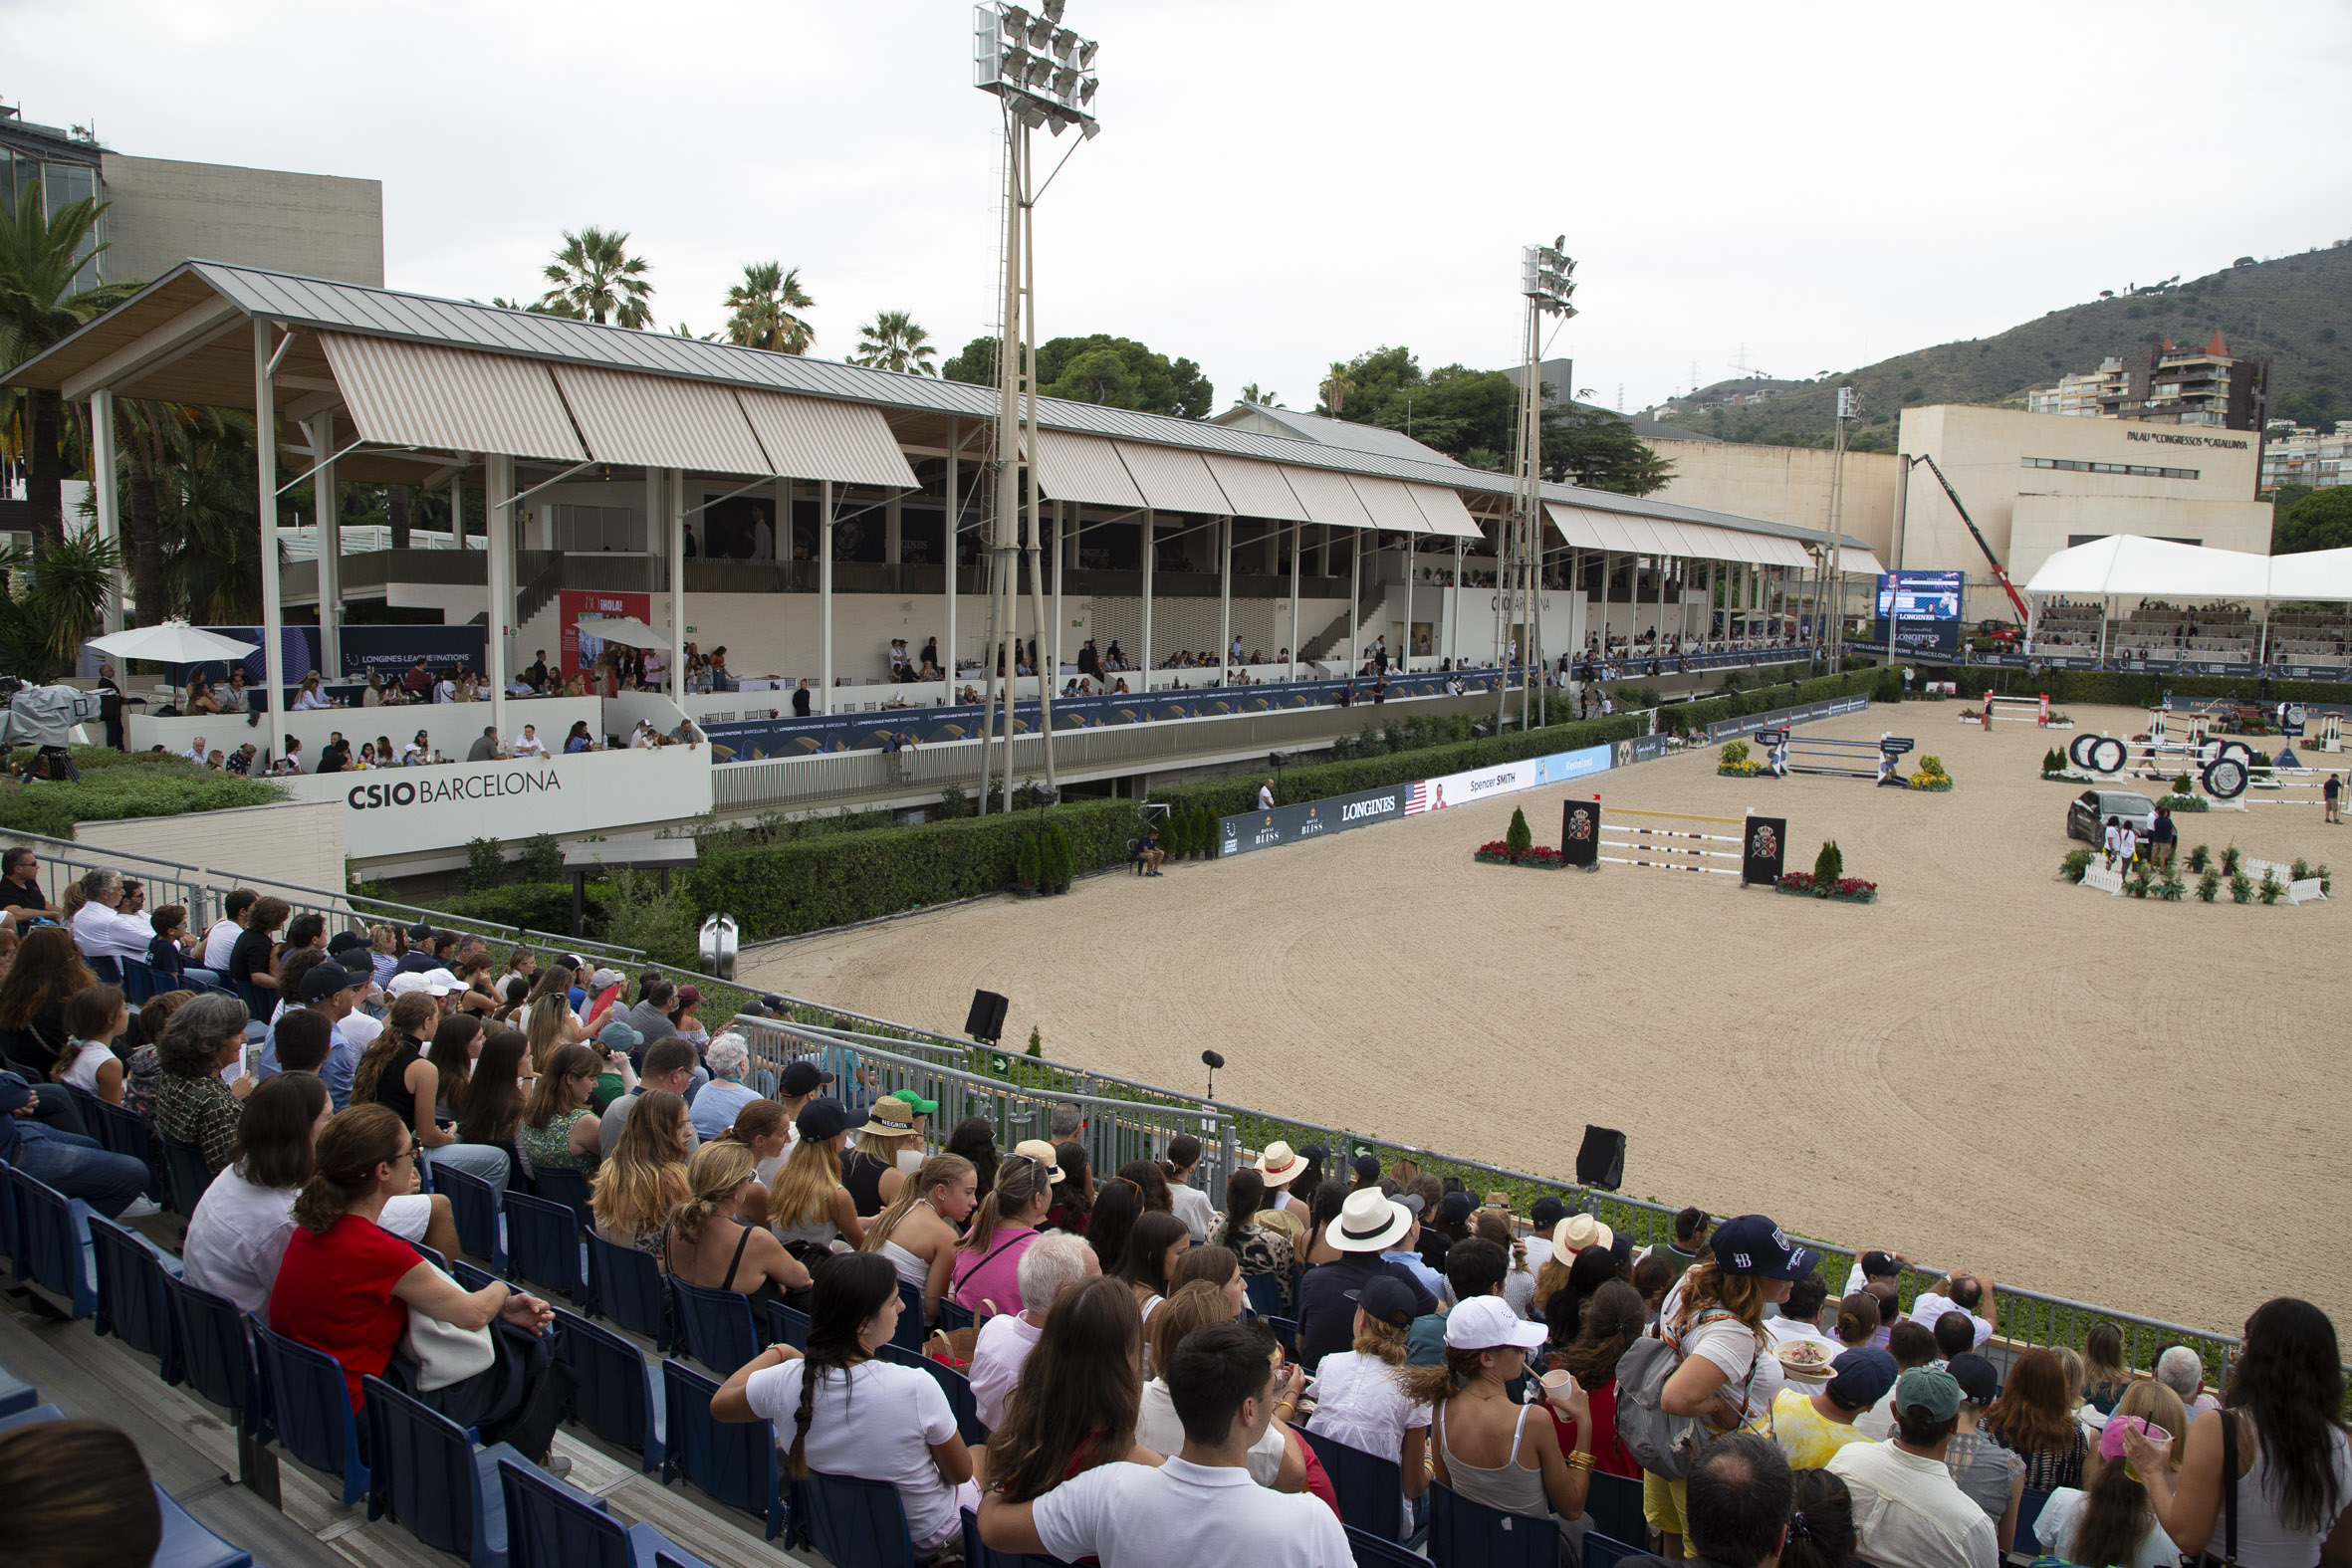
[2067,788,2156,844]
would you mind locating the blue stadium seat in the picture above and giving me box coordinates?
[938,1296,975,1333]
[503,1190,589,1306]
[879,1341,985,1447]
[0,1156,17,1264]
[658,1358,784,1540]
[251,1315,369,1504]
[892,1278,929,1352]
[2017,1486,2053,1556]
[963,1505,1081,1568]
[1583,1530,1645,1568]
[797,1469,918,1568]
[498,1454,677,1568]
[1261,1312,1300,1362]
[164,1273,264,1437]
[0,1399,63,1433]
[436,1163,508,1273]
[1428,1482,1556,1568]
[0,1360,34,1418]
[157,1135,215,1220]
[84,1094,166,1202]
[1345,1523,1428,1568]
[762,1298,811,1352]
[585,1231,670,1346]
[668,1275,762,1376]
[89,1213,183,1385]
[652,1551,722,1568]
[1584,1468,1646,1547]
[551,1306,665,1472]
[0,1402,256,1568]
[1294,1425,1415,1543]
[530,1165,596,1231]
[1242,1272,1288,1322]
[363,1371,576,1568]
[6,1164,96,1317]
[118,957,162,1005]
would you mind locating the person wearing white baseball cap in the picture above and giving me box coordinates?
[1398,1294,1592,1529]
[1294,1188,1437,1368]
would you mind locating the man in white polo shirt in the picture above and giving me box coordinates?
[980,1315,1346,1568]
[1904,1271,1996,1351]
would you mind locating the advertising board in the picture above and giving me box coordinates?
[1218,782,1413,857]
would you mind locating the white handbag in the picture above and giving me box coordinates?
[399,1270,497,1392]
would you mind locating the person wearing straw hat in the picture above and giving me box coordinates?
[1295,1188,1438,1369]
[1254,1141,1311,1216]
[842,1095,921,1218]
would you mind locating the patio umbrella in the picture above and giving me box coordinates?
[86,621,262,664]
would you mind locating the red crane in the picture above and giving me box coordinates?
[1907,453,2032,625]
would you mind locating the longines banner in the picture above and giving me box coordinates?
[1218,783,1413,858]
[277,744,715,858]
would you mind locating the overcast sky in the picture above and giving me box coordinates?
[11,0,2352,415]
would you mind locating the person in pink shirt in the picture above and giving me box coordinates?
[952,1142,1059,1317]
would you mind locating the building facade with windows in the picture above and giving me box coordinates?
[2259,422,2349,493]
[2025,358,2124,418]
[2025,336,2267,431]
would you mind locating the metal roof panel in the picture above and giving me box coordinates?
[319,333,585,463]
[550,364,771,475]
[1279,465,1374,529]
[1113,442,1232,515]
[1036,430,1144,509]
[1200,454,1312,522]
[737,389,919,489]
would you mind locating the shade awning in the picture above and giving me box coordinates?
[1829,547,1886,578]
[736,389,919,488]
[1346,475,1428,534]
[320,334,587,463]
[573,616,668,650]
[2025,534,2275,598]
[1113,442,1232,515]
[1036,430,1144,509]
[550,364,770,474]
[1200,454,1311,522]
[1277,465,1374,529]
[2272,548,2352,601]
[1406,484,1484,540]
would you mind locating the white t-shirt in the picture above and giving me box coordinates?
[968,1310,1044,1432]
[1303,1350,1429,1462]
[1031,1455,1350,1568]
[1907,1292,1993,1349]
[2031,1487,2185,1568]
[2119,827,2140,859]
[1136,1379,1287,1486]
[513,733,547,756]
[1764,1316,1840,1352]
[202,919,243,972]
[339,1009,385,1050]
[2103,824,2121,854]
[744,1359,961,1549]
[57,1039,117,1095]
[1169,1183,1217,1243]
[1659,1279,1781,1430]
[1259,784,1276,809]
[186,1166,432,1317]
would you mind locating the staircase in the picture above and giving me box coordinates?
[1300,574,1388,662]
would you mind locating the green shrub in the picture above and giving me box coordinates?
[598,867,699,968]
[1873,668,1904,704]
[464,836,506,893]
[2126,866,2152,898]
[1814,839,1844,884]
[2291,856,2312,881]
[431,880,604,939]
[1016,834,1041,890]
[2186,844,2210,873]
[1026,1024,1043,1057]
[2042,747,2064,775]
[0,752,286,838]
[2230,870,2254,904]
[519,832,564,883]
[2173,774,2194,795]
[2221,844,2240,875]
[1506,806,1533,857]
[2257,869,2284,905]
[2157,876,2186,901]
[2196,868,2222,902]
[1722,740,1752,766]
[2060,847,2093,883]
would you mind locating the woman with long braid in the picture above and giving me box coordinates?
[714,1252,976,1561]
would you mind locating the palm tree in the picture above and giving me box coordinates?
[0,180,139,544]
[723,262,816,354]
[670,322,715,341]
[849,311,937,374]
[1319,362,1355,419]
[538,227,653,328]
[1238,382,1282,407]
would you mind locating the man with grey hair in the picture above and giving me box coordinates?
[70,868,162,964]
[2154,1344,2222,1416]
[968,1232,1100,1429]
[1049,1104,1084,1143]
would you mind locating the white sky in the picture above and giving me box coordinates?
[10,0,2352,414]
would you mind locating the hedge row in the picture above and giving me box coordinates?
[0,750,288,839]
[1926,668,2352,709]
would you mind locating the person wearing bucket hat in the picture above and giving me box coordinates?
[843,1095,922,1217]
[1294,1189,1438,1368]
[1395,1295,1593,1525]
[1771,1347,1894,1469]
[1827,1365,2000,1568]
[1253,1140,1308,1191]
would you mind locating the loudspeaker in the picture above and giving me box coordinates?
[964,989,1010,1044]
[1575,1125,1627,1191]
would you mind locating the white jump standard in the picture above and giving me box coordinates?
[1757,728,1914,786]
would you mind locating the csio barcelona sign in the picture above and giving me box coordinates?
[346,768,564,811]
[279,745,714,860]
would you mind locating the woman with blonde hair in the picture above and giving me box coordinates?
[590,1088,690,1256]
[517,1042,602,1174]
[664,1139,812,1307]
[2036,1377,2191,1568]
[1305,1271,1432,1525]
[767,1098,864,1257]
[859,1153,979,1324]
[366,924,402,989]
[841,1095,920,1217]
[952,1142,1058,1317]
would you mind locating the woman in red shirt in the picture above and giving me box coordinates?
[268,1104,571,1466]
[1539,1278,1647,1477]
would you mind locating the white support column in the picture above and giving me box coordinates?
[820,480,834,713]
[667,468,686,708]
[486,453,513,740]
[253,323,287,745]
[90,389,122,633]
[1449,540,1463,666]
[1287,520,1300,682]
[1053,499,1067,682]
[1348,527,1360,675]
[942,426,958,696]
[307,410,343,680]
[450,470,465,549]
[1139,509,1155,691]
[1599,551,1612,655]
[645,469,662,562]
[1218,515,1233,683]
[885,490,902,566]
[1403,533,1416,672]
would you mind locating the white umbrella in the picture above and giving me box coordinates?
[574,616,669,650]
[86,620,261,664]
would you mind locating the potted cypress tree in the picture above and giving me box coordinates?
[1015,833,1041,896]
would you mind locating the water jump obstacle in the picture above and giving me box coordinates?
[1561,798,1785,886]
[1756,728,1914,785]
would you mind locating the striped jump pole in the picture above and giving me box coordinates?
[1562,796,1785,887]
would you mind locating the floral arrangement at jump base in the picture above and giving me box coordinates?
[1774,838,1878,903]
[1717,740,1763,778]
[1906,754,1952,791]
[1474,805,1565,868]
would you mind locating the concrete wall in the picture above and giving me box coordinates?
[99,152,383,287]
[1643,437,1904,558]
[75,798,347,901]
[1896,404,2265,584]
[2009,495,2276,580]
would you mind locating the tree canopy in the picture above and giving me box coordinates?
[2273,486,2352,555]
[944,333,1213,418]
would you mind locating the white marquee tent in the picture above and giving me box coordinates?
[2025,535,2352,603]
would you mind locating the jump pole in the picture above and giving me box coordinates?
[1563,794,1785,886]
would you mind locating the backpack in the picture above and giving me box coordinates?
[1614,1305,1743,1479]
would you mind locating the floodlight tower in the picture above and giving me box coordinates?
[1824,384,1855,673]
[971,1,1099,813]
[1501,237,1576,730]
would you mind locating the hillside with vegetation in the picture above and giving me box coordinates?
[1657,240,2352,451]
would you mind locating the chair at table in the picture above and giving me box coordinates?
[585,1230,669,1346]
[879,1340,985,1447]
[668,1275,763,1376]
[1428,1481,1556,1568]
[363,1371,566,1568]
[89,1213,182,1384]
[797,1469,920,1568]
[550,1306,665,1472]
[659,1358,785,1540]
[251,1315,368,1505]
[503,1190,588,1306]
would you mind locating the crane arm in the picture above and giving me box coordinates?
[1909,453,2032,625]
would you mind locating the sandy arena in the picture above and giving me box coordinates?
[744,701,2346,1335]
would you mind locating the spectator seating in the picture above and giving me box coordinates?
[0,1361,34,1419]
[879,1340,985,1447]
[0,1155,15,1261]
[1243,1272,1287,1321]
[7,1163,97,1318]
[668,1275,763,1376]
[586,1231,671,1347]
[504,1190,590,1306]
[89,1212,183,1384]
[251,1314,369,1504]
[891,1279,929,1352]
[1582,1531,1645,1568]
[938,1296,975,1333]
[2017,1486,2054,1556]
[962,1506,1079,1568]
[796,1468,919,1568]
[1429,1482,1557,1568]
[0,1401,255,1568]
[437,1163,508,1273]
[1584,1469,1646,1546]
[362,1371,550,1568]
[157,1134,214,1220]
[498,1454,712,1568]
[658,1357,786,1541]
[1294,1425,1419,1545]
[163,1272,274,1490]
[550,1307,666,1472]
[83,1093,166,1202]
[1346,1523,1429,1568]
[762,1298,811,1352]
[530,1165,596,1231]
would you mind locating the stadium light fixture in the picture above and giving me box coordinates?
[974,0,1099,136]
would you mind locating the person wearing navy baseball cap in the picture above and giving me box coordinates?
[1650,1215,1818,1558]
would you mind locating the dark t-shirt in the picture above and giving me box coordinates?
[228,926,277,989]
[370,1039,427,1132]
[0,999,69,1074]
[1,878,52,923]
[2152,815,2177,843]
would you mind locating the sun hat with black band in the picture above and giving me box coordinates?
[1326,1187,1413,1253]
[856,1095,920,1137]
[1708,1214,1817,1280]
[1255,1140,1307,1188]
[1011,1138,1066,1181]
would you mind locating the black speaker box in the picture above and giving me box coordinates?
[1575,1125,1627,1190]
[965,989,1010,1043]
